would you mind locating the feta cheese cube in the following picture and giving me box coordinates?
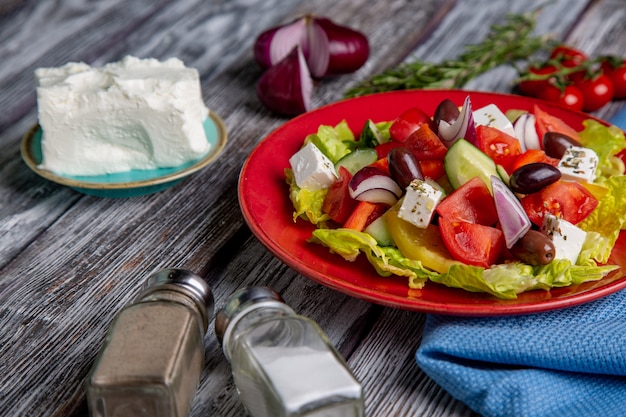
[289,142,337,190]
[557,146,598,183]
[540,213,587,264]
[473,104,516,137]
[398,179,443,228]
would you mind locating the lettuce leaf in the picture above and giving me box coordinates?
[285,168,329,224]
[304,120,357,163]
[579,120,626,178]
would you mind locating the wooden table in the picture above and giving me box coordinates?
[1,0,625,415]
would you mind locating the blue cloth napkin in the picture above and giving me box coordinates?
[416,107,626,417]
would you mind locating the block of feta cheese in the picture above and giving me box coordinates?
[398,179,443,228]
[289,142,338,190]
[35,56,210,176]
[473,104,516,137]
[540,213,587,264]
[557,146,599,183]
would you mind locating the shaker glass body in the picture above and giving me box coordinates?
[87,269,212,417]
[218,291,364,417]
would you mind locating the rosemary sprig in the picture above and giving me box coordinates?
[345,11,555,98]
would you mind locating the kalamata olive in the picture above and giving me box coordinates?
[433,99,460,133]
[510,230,556,265]
[388,147,423,189]
[542,131,582,159]
[509,162,561,194]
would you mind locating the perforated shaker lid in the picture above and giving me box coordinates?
[214,286,285,344]
[141,268,214,331]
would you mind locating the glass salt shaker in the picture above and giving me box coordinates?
[215,286,364,417]
[86,268,214,417]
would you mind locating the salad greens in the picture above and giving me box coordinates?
[285,116,626,299]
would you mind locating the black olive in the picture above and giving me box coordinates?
[509,163,561,194]
[543,131,582,159]
[510,230,556,265]
[433,99,460,133]
[388,147,423,189]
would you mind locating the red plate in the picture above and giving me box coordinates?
[238,90,626,316]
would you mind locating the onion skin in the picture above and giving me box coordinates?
[314,17,369,76]
[256,46,313,116]
[253,15,369,78]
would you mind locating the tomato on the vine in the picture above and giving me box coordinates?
[518,64,558,97]
[549,45,588,64]
[574,73,614,112]
[601,57,626,99]
[537,83,584,112]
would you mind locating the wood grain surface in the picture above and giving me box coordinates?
[1,0,625,416]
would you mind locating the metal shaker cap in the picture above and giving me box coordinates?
[141,268,214,331]
[214,286,286,344]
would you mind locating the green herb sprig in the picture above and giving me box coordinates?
[345,11,555,98]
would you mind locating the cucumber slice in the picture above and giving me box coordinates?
[359,119,389,147]
[444,139,499,192]
[334,148,378,175]
[364,215,394,246]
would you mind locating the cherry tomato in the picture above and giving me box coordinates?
[574,73,614,112]
[537,83,584,112]
[389,107,436,142]
[549,45,588,64]
[435,177,498,225]
[601,57,626,99]
[438,218,505,268]
[518,64,558,97]
[322,166,357,224]
[520,180,599,226]
[533,105,581,142]
[476,124,522,174]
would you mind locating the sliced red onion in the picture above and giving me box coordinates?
[256,46,313,116]
[349,166,402,205]
[253,15,368,78]
[490,175,531,249]
[513,113,540,152]
[437,96,477,147]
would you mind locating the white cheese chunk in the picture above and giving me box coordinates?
[35,56,210,176]
[557,146,599,183]
[289,142,337,190]
[398,179,443,228]
[540,213,587,264]
[473,104,516,137]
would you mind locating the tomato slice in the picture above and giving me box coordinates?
[322,166,357,224]
[520,180,599,226]
[438,218,505,268]
[476,125,522,174]
[435,177,498,226]
[533,105,581,142]
[511,149,560,172]
[403,124,448,161]
[389,107,436,142]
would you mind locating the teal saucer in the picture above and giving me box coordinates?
[21,111,227,198]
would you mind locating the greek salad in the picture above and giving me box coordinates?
[285,95,626,299]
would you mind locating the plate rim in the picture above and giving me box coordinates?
[20,110,227,191]
[238,89,626,316]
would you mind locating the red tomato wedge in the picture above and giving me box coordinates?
[476,124,522,174]
[389,107,436,142]
[322,166,357,224]
[511,149,560,172]
[438,218,505,268]
[534,105,581,142]
[435,177,498,225]
[404,124,448,161]
[520,180,599,226]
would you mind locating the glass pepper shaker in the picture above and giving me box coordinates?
[215,286,364,417]
[86,268,214,417]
